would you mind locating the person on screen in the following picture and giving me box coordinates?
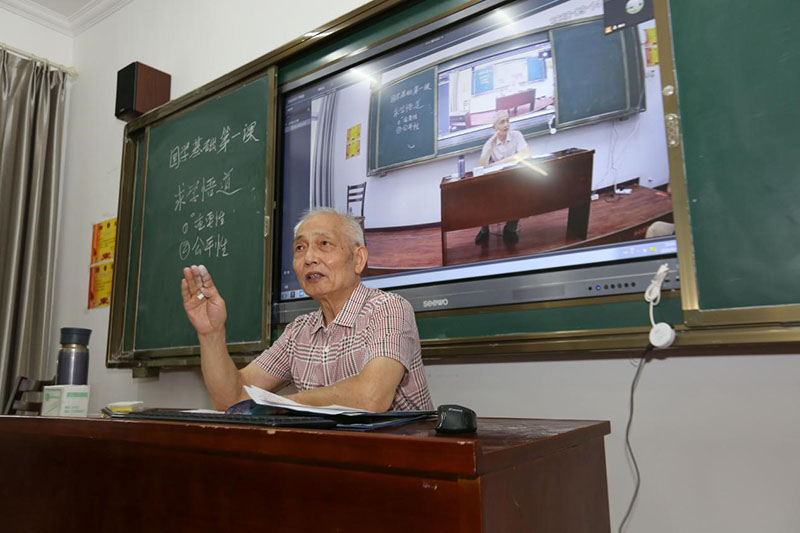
[180,207,433,412]
[474,110,531,245]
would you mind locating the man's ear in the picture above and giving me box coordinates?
[353,245,368,275]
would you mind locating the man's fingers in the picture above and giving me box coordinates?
[182,267,201,302]
[184,266,200,291]
[198,264,216,290]
[182,266,206,302]
[181,278,191,302]
[182,264,223,307]
[189,264,219,300]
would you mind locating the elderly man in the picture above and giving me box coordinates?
[474,110,531,245]
[181,207,432,412]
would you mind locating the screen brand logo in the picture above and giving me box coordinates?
[422,298,449,308]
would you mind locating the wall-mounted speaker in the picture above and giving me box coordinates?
[115,62,171,121]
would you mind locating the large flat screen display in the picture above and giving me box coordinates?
[273,0,678,323]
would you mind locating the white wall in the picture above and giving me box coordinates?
[331,80,372,210]
[4,1,799,532]
[0,7,73,65]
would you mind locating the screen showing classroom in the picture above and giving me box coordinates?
[274,0,675,321]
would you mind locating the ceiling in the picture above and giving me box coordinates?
[0,0,132,36]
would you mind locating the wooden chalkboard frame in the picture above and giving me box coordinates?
[108,68,279,367]
[108,0,800,375]
[272,0,689,353]
[270,0,800,352]
[657,0,800,328]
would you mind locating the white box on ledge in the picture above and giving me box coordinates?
[42,385,90,417]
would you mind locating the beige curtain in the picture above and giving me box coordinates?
[0,49,68,403]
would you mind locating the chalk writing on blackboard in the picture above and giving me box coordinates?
[168,121,261,169]
[174,168,243,260]
[373,67,436,171]
[173,169,242,212]
[390,82,432,137]
[128,73,270,353]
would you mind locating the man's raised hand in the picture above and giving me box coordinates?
[181,264,227,335]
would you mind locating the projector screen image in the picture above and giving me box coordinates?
[274,0,676,321]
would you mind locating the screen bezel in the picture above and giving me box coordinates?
[271,0,680,331]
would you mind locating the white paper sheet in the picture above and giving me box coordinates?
[244,385,374,415]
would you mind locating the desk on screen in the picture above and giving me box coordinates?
[439,148,595,265]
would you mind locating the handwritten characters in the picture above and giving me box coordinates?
[169,121,260,170]
[179,233,229,261]
[173,169,240,212]
[164,117,262,261]
[388,82,432,104]
[175,168,240,260]
[389,82,432,136]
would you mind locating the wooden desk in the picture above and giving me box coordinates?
[496,88,536,116]
[440,148,594,264]
[0,415,610,532]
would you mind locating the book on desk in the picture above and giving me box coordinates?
[104,401,435,431]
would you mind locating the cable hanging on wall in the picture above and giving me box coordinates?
[619,262,675,533]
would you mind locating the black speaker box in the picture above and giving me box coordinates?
[115,62,171,121]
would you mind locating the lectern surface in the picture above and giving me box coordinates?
[0,415,611,532]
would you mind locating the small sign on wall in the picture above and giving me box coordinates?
[88,262,114,309]
[91,218,117,263]
[346,123,361,159]
[644,27,659,66]
[88,217,116,309]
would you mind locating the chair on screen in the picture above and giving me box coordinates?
[347,182,367,239]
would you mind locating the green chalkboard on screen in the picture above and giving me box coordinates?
[669,0,800,315]
[552,20,642,126]
[373,66,437,171]
[133,75,269,351]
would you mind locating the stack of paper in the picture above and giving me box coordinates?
[244,385,374,416]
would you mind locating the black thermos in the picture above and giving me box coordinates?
[56,327,91,385]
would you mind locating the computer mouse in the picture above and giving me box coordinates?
[434,404,477,434]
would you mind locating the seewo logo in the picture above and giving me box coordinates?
[422,298,449,308]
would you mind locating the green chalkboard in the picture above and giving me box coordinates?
[552,20,642,126]
[416,297,683,340]
[133,75,270,351]
[122,136,147,353]
[269,295,684,349]
[670,0,800,313]
[372,66,437,171]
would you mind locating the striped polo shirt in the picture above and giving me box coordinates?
[253,283,433,411]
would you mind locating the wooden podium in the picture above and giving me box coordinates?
[440,148,595,264]
[0,415,610,532]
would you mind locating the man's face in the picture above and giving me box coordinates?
[292,213,366,303]
[494,115,510,136]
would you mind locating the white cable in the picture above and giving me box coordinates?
[644,263,669,306]
[644,263,675,348]
[644,263,669,325]
[620,265,673,531]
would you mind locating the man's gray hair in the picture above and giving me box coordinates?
[293,207,365,248]
[493,109,510,126]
